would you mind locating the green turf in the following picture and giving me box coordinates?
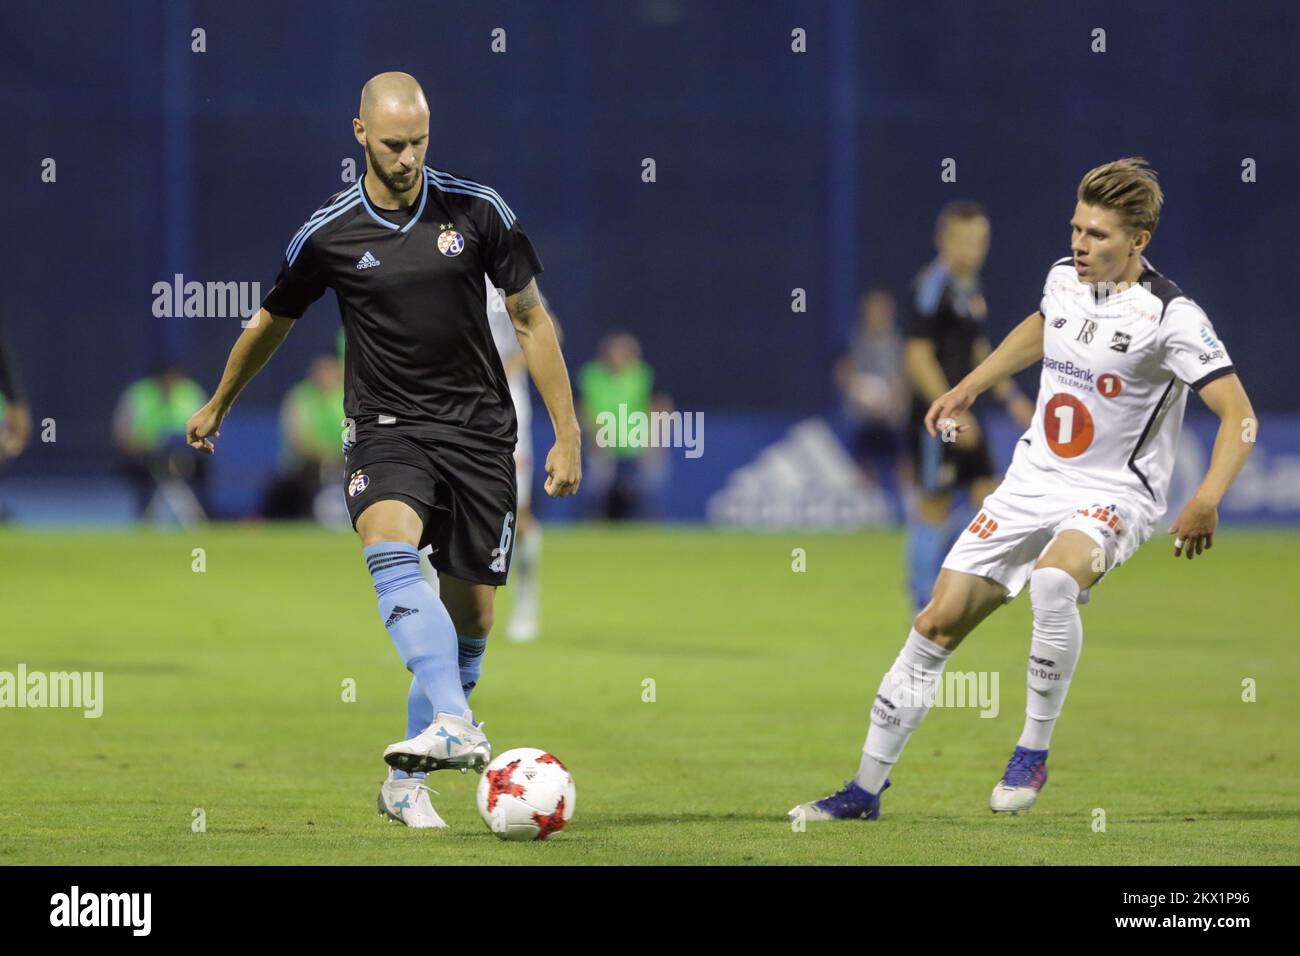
[0,524,1295,865]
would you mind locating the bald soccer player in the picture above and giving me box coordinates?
[187,73,582,828]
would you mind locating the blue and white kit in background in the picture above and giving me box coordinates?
[942,257,1237,600]
[487,279,534,510]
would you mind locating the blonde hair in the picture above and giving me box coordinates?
[1077,157,1163,236]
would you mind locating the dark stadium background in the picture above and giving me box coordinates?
[2,0,1297,523]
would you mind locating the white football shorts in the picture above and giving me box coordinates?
[942,481,1159,601]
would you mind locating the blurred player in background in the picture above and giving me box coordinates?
[903,202,1035,610]
[835,289,908,509]
[793,158,1256,822]
[486,280,546,641]
[422,280,549,641]
[185,72,582,829]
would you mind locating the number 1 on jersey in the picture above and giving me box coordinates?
[1044,393,1094,458]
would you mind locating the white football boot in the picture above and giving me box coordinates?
[377,773,448,828]
[990,746,1049,814]
[383,711,492,775]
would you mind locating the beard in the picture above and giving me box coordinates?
[366,143,421,196]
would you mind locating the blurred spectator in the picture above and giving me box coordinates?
[113,363,209,521]
[835,289,909,500]
[0,322,31,462]
[0,322,32,523]
[577,332,668,520]
[262,355,346,519]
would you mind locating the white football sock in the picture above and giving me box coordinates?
[855,627,953,793]
[511,525,542,619]
[1017,567,1083,751]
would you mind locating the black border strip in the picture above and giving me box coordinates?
[1127,377,1177,500]
[1190,364,1236,392]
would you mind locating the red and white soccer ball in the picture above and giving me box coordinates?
[476,747,576,841]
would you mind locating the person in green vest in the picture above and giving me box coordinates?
[113,363,209,517]
[262,355,346,519]
[577,332,665,519]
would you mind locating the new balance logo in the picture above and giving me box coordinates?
[356,250,381,270]
[385,606,418,628]
[967,512,998,539]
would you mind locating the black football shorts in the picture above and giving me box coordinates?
[343,431,517,586]
[908,408,996,497]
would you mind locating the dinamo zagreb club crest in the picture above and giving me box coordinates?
[437,229,465,257]
[348,471,370,497]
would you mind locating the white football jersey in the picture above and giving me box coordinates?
[1001,257,1236,516]
[485,277,532,433]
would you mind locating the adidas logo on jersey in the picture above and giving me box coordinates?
[356,251,381,270]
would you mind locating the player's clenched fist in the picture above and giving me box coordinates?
[924,384,977,441]
[185,400,226,454]
[543,436,581,497]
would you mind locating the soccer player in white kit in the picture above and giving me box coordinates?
[487,281,544,641]
[421,279,545,641]
[791,158,1258,821]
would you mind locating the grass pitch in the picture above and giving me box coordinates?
[0,524,1296,865]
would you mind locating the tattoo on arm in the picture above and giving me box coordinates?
[508,280,541,317]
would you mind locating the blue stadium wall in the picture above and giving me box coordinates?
[2,1,1296,520]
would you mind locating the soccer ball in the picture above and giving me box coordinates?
[476,747,575,841]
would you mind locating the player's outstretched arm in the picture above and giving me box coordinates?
[504,279,581,497]
[974,335,1036,429]
[185,308,296,454]
[1167,373,1256,560]
[924,310,1045,438]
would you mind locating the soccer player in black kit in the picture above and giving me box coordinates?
[186,73,582,828]
[902,201,1033,610]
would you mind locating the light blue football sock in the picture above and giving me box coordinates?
[392,675,432,780]
[458,635,488,701]
[906,516,951,610]
[396,637,488,778]
[365,540,467,736]
[404,674,433,738]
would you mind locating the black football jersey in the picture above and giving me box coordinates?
[262,165,543,451]
[906,258,985,419]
